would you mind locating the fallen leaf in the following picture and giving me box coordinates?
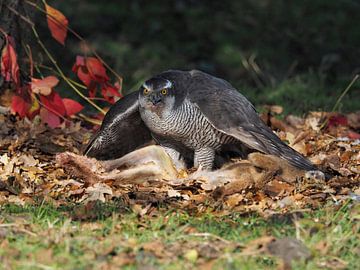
[84,183,112,203]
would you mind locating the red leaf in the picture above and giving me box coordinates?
[88,81,98,98]
[78,66,93,87]
[40,91,66,116]
[11,95,30,118]
[62,98,84,116]
[348,131,360,140]
[31,76,59,96]
[86,57,109,83]
[72,56,105,88]
[328,115,348,128]
[101,83,122,104]
[1,39,20,86]
[72,56,91,86]
[45,4,68,45]
[40,108,61,128]
[72,55,109,98]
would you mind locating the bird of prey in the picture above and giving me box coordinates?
[84,70,316,171]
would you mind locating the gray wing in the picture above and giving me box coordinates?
[187,70,316,171]
[84,91,152,160]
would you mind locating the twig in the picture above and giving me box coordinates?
[31,26,105,114]
[6,2,105,114]
[37,64,88,89]
[34,95,70,123]
[25,0,123,94]
[76,113,102,126]
[330,74,359,112]
[5,4,35,27]
[320,74,359,130]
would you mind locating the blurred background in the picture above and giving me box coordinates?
[38,0,360,114]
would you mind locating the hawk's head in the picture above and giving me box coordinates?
[138,76,175,116]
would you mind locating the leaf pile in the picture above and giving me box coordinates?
[0,110,359,215]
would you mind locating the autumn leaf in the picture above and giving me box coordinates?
[11,95,30,118]
[72,56,92,87]
[85,57,109,83]
[328,114,348,128]
[31,76,59,96]
[100,83,122,103]
[63,98,84,116]
[40,107,61,128]
[1,39,20,86]
[45,3,69,45]
[72,56,109,85]
[40,91,66,116]
[348,131,360,139]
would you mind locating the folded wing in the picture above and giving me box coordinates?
[188,70,316,171]
[84,91,153,160]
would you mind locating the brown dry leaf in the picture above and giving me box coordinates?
[264,180,294,198]
[285,115,305,129]
[18,154,38,167]
[131,203,152,217]
[83,183,113,203]
[224,193,244,208]
[167,189,190,200]
[347,112,360,129]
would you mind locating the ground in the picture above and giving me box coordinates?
[0,108,359,270]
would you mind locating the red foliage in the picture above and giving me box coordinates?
[45,4,69,45]
[1,3,121,128]
[63,98,84,116]
[101,83,122,104]
[72,56,109,86]
[328,115,348,128]
[1,37,20,86]
[348,131,360,140]
[40,107,61,128]
[40,91,66,117]
[11,95,30,118]
[72,55,121,103]
[31,76,59,96]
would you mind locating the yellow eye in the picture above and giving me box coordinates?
[143,88,150,95]
[161,89,168,95]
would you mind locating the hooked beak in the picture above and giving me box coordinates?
[150,94,162,105]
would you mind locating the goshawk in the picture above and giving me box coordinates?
[85,70,316,171]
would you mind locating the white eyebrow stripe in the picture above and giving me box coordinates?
[142,82,152,90]
[164,79,172,88]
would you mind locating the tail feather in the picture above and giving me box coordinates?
[248,128,317,171]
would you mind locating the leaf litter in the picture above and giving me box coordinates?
[0,109,359,269]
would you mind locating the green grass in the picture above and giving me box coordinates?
[0,200,358,270]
